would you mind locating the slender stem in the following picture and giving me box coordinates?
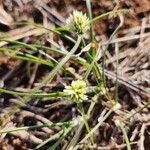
[0,86,99,98]
[77,103,94,144]
[86,0,94,42]
[74,108,113,150]
[35,130,64,150]
[91,9,128,23]
[48,123,76,150]
[0,36,82,126]
[66,95,98,150]
[115,43,119,102]
[15,21,76,44]
[0,88,65,98]
[118,121,131,150]
[0,121,74,134]
[124,101,150,121]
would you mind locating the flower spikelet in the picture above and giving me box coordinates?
[64,80,88,103]
[66,10,90,34]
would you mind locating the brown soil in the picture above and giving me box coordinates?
[0,0,150,150]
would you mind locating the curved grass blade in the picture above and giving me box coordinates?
[86,0,94,42]
[15,21,76,44]
[48,124,75,150]
[0,88,65,98]
[0,36,81,126]
[0,121,73,134]
[0,48,54,67]
[73,108,113,150]
[35,130,64,150]
[91,9,128,23]
[0,39,37,51]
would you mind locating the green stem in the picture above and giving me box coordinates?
[74,108,113,150]
[15,21,76,44]
[0,48,54,67]
[81,35,86,48]
[124,101,150,121]
[115,43,119,102]
[77,103,94,145]
[48,123,76,150]
[35,130,64,150]
[0,36,82,126]
[0,88,65,98]
[118,121,131,150]
[86,0,94,42]
[34,35,81,90]
[91,9,128,23]
[0,86,99,99]
[66,95,98,150]
[0,121,74,134]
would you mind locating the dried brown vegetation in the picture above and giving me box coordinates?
[0,0,150,149]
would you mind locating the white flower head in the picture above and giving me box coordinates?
[63,80,88,103]
[114,119,121,127]
[113,103,121,111]
[66,10,90,34]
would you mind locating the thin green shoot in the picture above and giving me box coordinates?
[0,47,54,67]
[91,9,128,23]
[115,43,119,102]
[0,36,81,126]
[66,95,99,150]
[73,108,113,150]
[86,0,94,42]
[34,130,64,150]
[0,88,65,98]
[115,120,131,150]
[48,124,76,150]
[77,103,94,144]
[0,121,74,134]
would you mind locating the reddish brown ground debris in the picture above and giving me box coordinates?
[0,0,150,149]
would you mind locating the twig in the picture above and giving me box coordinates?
[88,142,137,150]
[138,123,146,150]
[102,32,150,45]
[104,69,150,98]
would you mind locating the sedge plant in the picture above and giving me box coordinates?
[64,10,95,144]
[0,3,129,148]
[0,7,127,126]
[63,80,94,144]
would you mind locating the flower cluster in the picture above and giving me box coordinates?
[66,10,90,34]
[63,80,88,103]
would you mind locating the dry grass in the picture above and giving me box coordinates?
[0,0,150,149]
